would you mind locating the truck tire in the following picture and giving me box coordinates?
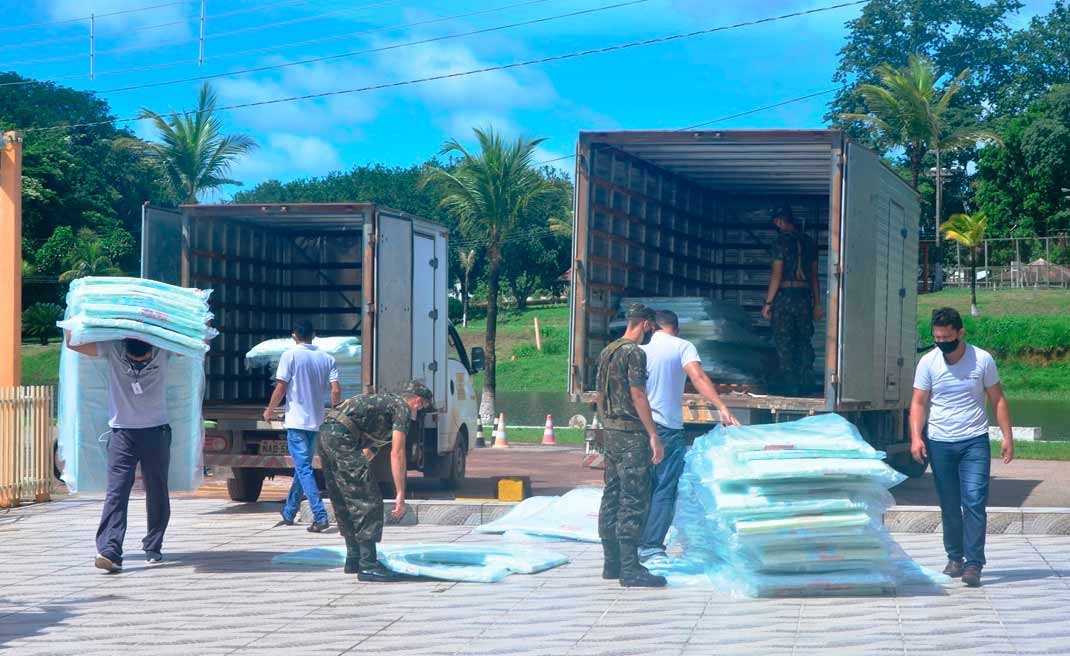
[440,438,467,490]
[887,451,928,479]
[227,468,264,502]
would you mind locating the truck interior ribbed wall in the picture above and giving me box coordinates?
[147,206,366,404]
[573,131,837,408]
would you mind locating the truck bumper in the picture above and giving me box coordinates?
[204,454,321,470]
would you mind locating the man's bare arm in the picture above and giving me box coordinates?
[263,380,288,422]
[986,383,1014,464]
[909,388,929,464]
[684,362,740,426]
[390,429,407,517]
[330,381,341,406]
[64,330,99,357]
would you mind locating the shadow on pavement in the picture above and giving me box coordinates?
[0,594,121,648]
[892,473,1041,507]
[974,567,1070,586]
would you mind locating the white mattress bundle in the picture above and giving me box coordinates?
[56,276,215,493]
[245,336,362,400]
[664,414,944,596]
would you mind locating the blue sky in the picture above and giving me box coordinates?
[3,0,1058,198]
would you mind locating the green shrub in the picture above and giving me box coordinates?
[22,303,64,345]
[917,315,1070,357]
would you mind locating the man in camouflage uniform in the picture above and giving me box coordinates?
[761,206,823,397]
[595,304,666,588]
[318,380,433,582]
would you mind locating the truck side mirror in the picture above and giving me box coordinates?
[469,347,485,373]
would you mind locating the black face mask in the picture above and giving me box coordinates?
[936,339,960,354]
[640,329,654,345]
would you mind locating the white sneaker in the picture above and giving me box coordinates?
[94,554,122,573]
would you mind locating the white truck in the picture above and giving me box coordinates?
[141,203,483,501]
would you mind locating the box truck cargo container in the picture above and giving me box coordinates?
[142,203,483,500]
[569,130,924,474]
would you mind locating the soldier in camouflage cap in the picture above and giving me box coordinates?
[317,380,433,582]
[594,303,667,588]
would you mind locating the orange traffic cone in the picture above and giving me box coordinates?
[492,413,509,448]
[542,414,556,445]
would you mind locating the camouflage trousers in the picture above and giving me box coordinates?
[318,421,383,568]
[771,288,815,396]
[598,430,653,550]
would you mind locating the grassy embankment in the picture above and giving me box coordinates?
[917,289,1070,401]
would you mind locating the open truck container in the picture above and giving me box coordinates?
[141,203,482,500]
[569,130,923,474]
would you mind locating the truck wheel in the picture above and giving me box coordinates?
[887,452,928,479]
[227,468,264,502]
[440,440,467,490]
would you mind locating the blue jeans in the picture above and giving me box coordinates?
[638,426,687,558]
[927,434,991,569]
[283,429,327,523]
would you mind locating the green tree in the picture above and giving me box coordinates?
[993,1,1070,114]
[976,84,1070,240]
[59,229,123,283]
[422,127,553,423]
[132,83,257,203]
[33,226,77,275]
[827,0,1023,141]
[499,168,572,310]
[22,303,64,345]
[941,211,989,316]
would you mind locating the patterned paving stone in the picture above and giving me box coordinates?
[3,497,1070,655]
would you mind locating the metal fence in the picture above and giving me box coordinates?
[920,235,1070,291]
[0,386,54,508]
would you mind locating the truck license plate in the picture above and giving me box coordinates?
[259,440,289,456]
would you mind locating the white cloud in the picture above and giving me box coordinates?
[45,0,192,42]
[227,132,344,187]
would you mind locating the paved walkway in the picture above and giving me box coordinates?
[2,497,1069,655]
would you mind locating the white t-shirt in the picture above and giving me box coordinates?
[913,344,1000,442]
[274,344,339,431]
[641,331,701,430]
[103,341,171,429]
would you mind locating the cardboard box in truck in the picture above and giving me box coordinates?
[141,203,483,500]
[569,130,925,475]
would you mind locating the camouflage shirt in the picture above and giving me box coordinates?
[326,393,411,448]
[595,338,648,431]
[772,231,818,283]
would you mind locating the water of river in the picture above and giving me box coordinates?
[493,392,1069,440]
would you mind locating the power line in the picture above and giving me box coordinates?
[0,1,190,32]
[93,0,653,95]
[19,0,869,134]
[0,0,558,87]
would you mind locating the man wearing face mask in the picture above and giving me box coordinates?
[910,307,1014,588]
[761,206,822,396]
[595,303,666,588]
[317,380,433,582]
[64,332,174,573]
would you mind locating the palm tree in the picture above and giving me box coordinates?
[842,54,1000,290]
[22,303,64,345]
[458,249,477,327]
[423,127,552,424]
[59,229,123,283]
[941,211,989,316]
[136,82,258,204]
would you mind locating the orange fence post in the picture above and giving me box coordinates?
[0,131,23,387]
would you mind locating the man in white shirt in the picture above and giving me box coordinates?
[910,307,1014,588]
[64,333,173,573]
[638,309,740,561]
[264,321,341,531]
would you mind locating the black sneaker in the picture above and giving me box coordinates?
[962,565,982,587]
[145,551,163,564]
[94,554,122,574]
[357,565,404,583]
[942,559,964,578]
[307,520,330,533]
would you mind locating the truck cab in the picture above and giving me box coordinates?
[141,203,482,501]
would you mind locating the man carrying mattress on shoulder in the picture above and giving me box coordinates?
[64,332,173,573]
[318,381,433,582]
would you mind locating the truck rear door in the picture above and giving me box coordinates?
[369,211,413,394]
[140,205,184,285]
[837,143,920,407]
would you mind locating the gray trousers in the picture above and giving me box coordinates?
[95,426,171,562]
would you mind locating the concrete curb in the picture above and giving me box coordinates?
[301,500,1070,535]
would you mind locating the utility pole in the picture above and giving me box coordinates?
[198,0,206,66]
[1,132,23,386]
[934,148,944,292]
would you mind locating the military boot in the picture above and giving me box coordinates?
[619,542,666,588]
[601,540,620,580]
